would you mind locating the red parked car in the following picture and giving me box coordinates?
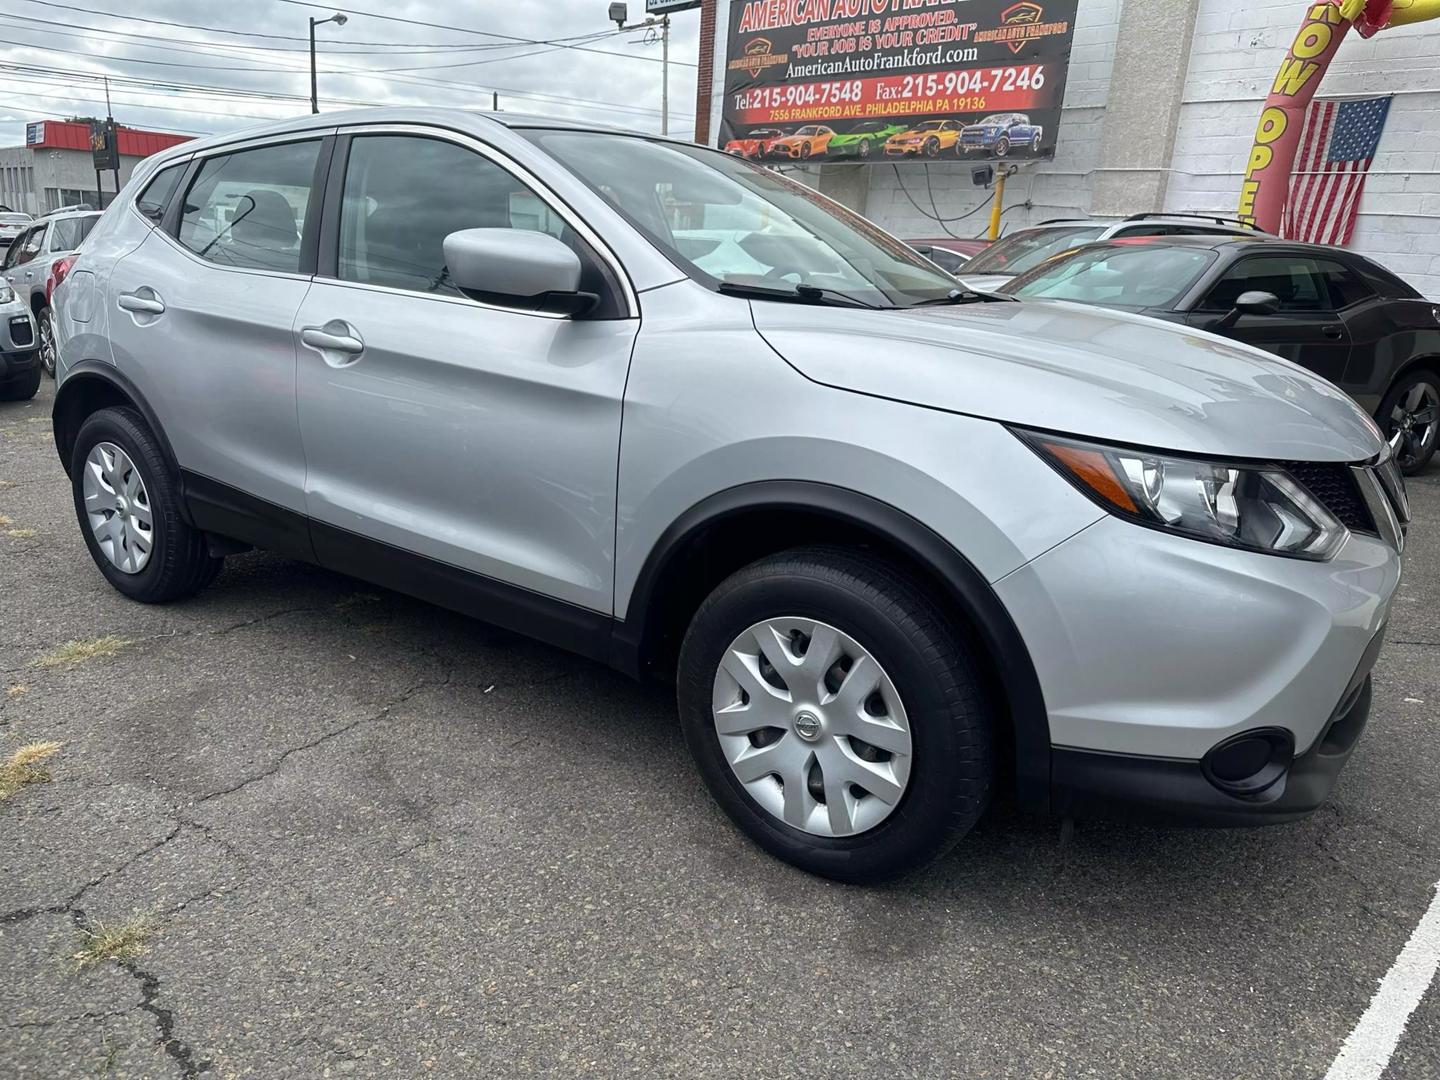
[724,128,785,159]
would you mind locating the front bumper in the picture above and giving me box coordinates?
[0,308,37,371]
[995,512,1400,823]
[885,143,927,155]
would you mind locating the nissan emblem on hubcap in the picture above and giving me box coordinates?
[793,712,822,741]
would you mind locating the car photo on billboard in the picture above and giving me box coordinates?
[959,113,1044,157]
[723,127,786,159]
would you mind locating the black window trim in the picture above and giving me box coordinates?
[316,122,639,320]
[156,129,337,281]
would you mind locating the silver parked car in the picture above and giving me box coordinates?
[51,110,1406,882]
[2,209,101,377]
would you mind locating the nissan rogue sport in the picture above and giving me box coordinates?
[51,110,1407,883]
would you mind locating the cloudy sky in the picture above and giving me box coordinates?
[0,0,702,147]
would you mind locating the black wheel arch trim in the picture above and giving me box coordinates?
[52,361,189,517]
[612,480,1054,813]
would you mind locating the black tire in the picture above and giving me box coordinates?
[858,139,872,159]
[1379,367,1440,475]
[677,546,993,884]
[801,141,812,158]
[923,137,940,158]
[0,363,40,401]
[70,406,222,603]
[995,136,1010,158]
[38,308,56,378]
[1032,132,1042,153]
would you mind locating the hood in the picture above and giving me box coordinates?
[751,298,1385,463]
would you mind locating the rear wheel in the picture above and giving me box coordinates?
[1380,368,1440,475]
[37,309,56,378]
[678,546,994,883]
[71,406,223,602]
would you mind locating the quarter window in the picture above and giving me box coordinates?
[136,164,187,224]
[1314,258,1375,309]
[178,140,321,273]
[336,134,574,298]
[1202,255,1329,312]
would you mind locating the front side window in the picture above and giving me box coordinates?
[1009,244,1216,310]
[532,130,958,307]
[336,135,578,298]
[963,225,1105,276]
[1202,256,1329,312]
[178,140,320,272]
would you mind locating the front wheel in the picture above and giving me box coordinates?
[923,137,940,158]
[1032,132,1042,153]
[38,308,56,377]
[0,363,40,401]
[677,546,994,883]
[1381,368,1440,475]
[995,136,1010,158]
[858,140,872,159]
[71,406,223,602]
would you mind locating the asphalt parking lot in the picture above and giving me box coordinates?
[2,376,1439,1080]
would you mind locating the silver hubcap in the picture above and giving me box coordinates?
[82,442,154,574]
[39,313,55,373]
[711,617,913,837]
[1389,381,1439,468]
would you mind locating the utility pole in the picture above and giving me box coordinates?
[104,77,118,204]
[609,4,672,136]
[309,12,349,114]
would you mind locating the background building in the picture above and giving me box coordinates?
[0,120,190,216]
[697,0,1440,298]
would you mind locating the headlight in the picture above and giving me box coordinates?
[0,286,13,304]
[1016,430,1348,560]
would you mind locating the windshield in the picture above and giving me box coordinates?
[1009,244,1216,309]
[914,121,945,131]
[977,115,1009,125]
[963,225,1106,276]
[532,131,959,307]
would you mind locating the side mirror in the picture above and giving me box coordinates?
[1214,289,1280,331]
[442,228,597,317]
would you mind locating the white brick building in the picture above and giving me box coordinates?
[698,0,1440,297]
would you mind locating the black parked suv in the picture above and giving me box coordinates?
[1007,235,1440,472]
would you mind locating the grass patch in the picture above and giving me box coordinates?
[6,528,36,539]
[0,513,11,527]
[5,683,26,697]
[36,636,133,668]
[71,917,151,971]
[0,740,61,801]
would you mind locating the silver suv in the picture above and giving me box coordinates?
[958,214,1267,292]
[2,209,102,377]
[52,111,1406,882]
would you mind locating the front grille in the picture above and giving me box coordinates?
[8,316,32,348]
[1285,462,1374,533]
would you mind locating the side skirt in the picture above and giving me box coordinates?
[181,470,618,667]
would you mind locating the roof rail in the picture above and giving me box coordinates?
[1035,217,1085,225]
[1122,211,1261,230]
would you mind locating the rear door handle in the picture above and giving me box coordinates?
[301,322,365,366]
[118,291,165,316]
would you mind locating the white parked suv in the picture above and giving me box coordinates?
[50,111,1404,882]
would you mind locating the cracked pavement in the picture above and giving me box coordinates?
[3,379,1440,1078]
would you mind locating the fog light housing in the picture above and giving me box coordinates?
[1201,728,1294,797]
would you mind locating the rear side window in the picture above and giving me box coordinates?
[49,215,98,252]
[1201,255,1329,312]
[1314,258,1375,308]
[12,224,46,266]
[136,164,186,223]
[178,140,321,273]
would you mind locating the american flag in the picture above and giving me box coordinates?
[1283,95,1393,245]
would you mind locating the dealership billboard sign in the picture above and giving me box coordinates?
[718,0,1077,163]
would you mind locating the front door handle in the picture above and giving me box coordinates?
[301,321,365,366]
[1322,324,1347,340]
[118,291,165,316]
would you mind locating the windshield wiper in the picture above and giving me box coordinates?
[912,287,1019,306]
[717,281,882,309]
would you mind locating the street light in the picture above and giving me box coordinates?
[607,3,671,136]
[309,12,348,114]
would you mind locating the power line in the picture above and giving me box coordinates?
[269,0,698,68]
